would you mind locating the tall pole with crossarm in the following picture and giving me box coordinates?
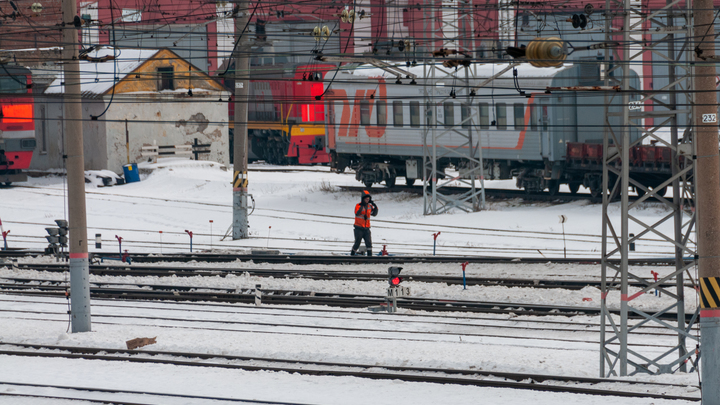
[61,0,91,332]
[232,0,250,239]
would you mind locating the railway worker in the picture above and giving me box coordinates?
[351,190,378,256]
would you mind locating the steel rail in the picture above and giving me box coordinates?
[0,344,700,401]
[0,250,687,265]
[8,263,695,290]
[0,284,695,322]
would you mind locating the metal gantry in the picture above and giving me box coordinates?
[422,0,486,215]
[600,0,698,376]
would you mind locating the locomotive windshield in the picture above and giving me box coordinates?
[0,71,28,94]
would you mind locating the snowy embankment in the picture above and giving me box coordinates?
[0,160,701,404]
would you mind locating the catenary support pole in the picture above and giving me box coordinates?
[62,0,91,333]
[694,0,720,402]
[232,0,250,239]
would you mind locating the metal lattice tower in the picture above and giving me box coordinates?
[422,0,486,215]
[600,0,698,376]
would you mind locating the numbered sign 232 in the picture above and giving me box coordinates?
[702,114,717,123]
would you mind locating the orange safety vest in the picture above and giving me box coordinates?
[354,203,373,228]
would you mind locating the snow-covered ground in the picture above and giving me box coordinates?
[0,160,701,404]
[1,159,687,258]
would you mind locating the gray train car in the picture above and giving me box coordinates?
[324,63,640,195]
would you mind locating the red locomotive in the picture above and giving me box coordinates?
[227,64,334,165]
[0,65,35,185]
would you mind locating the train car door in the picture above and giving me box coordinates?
[539,98,550,159]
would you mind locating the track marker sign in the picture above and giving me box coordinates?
[628,101,642,111]
[702,114,717,124]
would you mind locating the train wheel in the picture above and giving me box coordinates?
[385,176,396,188]
[590,186,602,198]
[547,181,560,196]
[405,177,415,186]
[569,183,580,195]
[3,182,11,187]
[634,186,646,198]
[363,180,373,188]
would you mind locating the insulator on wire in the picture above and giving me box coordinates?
[312,26,321,41]
[321,26,331,41]
[341,9,355,23]
[525,37,566,67]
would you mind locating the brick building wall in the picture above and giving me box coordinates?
[0,0,63,50]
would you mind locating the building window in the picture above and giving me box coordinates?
[377,100,387,126]
[360,100,370,125]
[461,103,470,129]
[479,103,489,129]
[496,103,507,129]
[514,103,525,130]
[443,102,454,128]
[158,67,174,90]
[393,101,403,127]
[410,101,420,128]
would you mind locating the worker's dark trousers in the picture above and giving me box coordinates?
[351,226,372,256]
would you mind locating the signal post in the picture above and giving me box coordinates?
[232,0,250,239]
[61,0,91,332]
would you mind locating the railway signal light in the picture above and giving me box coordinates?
[388,266,403,287]
[45,227,59,245]
[55,219,68,247]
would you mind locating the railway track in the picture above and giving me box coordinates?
[0,295,692,344]
[0,343,700,401]
[0,250,687,265]
[7,262,692,290]
[0,279,697,322]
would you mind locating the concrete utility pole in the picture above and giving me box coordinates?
[232,0,250,239]
[61,0,91,332]
[694,0,720,401]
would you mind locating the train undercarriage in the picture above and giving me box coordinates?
[334,151,677,199]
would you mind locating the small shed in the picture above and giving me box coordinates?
[33,47,231,173]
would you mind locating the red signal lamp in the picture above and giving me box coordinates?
[388,266,403,287]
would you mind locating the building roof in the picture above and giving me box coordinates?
[45,48,161,96]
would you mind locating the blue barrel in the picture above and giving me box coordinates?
[123,163,140,183]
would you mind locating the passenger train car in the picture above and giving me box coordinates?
[322,63,674,197]
[0,65,35,185]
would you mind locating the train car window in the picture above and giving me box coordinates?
[360,100,370,125]
[514,103,525,130]
[393,101,403,127]
[443,102,454,128]
[479,103,489,129]
[377,101,387,126]
[426,102,434,127]
[530,104,538,130]
[461,104,470,129]
[410,101,420,128]
[496,103,507,129]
